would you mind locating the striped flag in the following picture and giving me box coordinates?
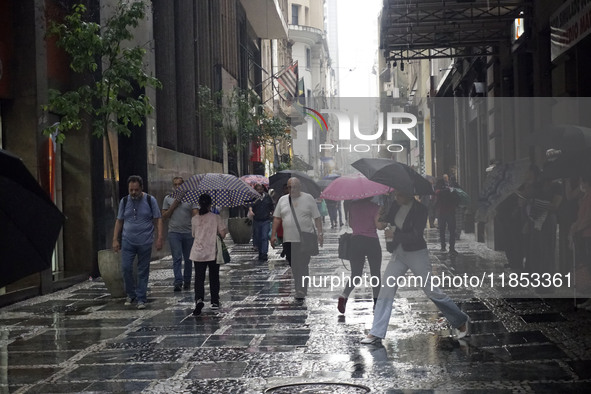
[277,61,298,97]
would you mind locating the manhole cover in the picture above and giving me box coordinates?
[265,382,370,393]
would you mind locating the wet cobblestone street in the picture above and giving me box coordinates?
[2,228,591,393]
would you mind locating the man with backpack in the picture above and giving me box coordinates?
[112,175,163,309]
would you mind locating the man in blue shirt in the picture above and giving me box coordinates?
[112,175,163,309]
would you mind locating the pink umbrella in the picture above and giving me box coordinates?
[320,174,392,201]
[240,174,269,187]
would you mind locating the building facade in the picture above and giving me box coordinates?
[0,0,289,305]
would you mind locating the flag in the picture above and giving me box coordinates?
[277,61,298,97]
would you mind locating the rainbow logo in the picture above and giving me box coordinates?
[302,106,328,132]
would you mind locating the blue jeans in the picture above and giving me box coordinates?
[168,231,193,285]
[253,219,271,257]
[121,240,153,303]
[370,246,468,338]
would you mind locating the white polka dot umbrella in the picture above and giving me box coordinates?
[171,173,260,207]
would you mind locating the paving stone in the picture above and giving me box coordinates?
[2,230,591,392]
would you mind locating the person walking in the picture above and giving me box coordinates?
[162,176,198,292]
[434,178,459,254]
[361,190,469,344]
[112,175,163,310]
[325,199,338,228]
[270,177,323,300]
[248,184,274,262]
[337,197,382,314]
[190,193,228,316]
[570,173,591,309]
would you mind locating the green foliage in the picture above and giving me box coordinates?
[197,85,291,156]
[42,1,161,142]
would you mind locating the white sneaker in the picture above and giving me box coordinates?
[137,302,146,310]
[453,318,470,340]
[124,297,135,306]
[360,335,381,345]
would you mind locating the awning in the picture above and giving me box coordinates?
[240,0,288,39]
[380,0,530,61]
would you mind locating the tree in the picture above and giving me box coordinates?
[197,85,291,163]
[42,1,161,212]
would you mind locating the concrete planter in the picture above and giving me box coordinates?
[97,249,126,298]
[228,217,253,244]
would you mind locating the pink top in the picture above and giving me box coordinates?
[349,199,380,238]
[190,212,227,262]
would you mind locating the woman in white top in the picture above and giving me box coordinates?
[361,190,469,344]
[190,193,227,316]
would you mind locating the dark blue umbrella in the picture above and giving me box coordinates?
[172,173,260,207]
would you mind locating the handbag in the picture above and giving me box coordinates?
[289,196,319,256]
[338,232,352,260]
[216,235,231,265]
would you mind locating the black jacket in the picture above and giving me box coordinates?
[252,193,274,221]
[385,199,428,252]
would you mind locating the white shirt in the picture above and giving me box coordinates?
[273,192,320,242]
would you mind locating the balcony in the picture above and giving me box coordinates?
[240,0,288,39]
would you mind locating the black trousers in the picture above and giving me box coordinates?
[344,235,382,299]
[438,211,456,249]
[193,260,220,304]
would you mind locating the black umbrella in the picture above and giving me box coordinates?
[351,158,434,195]
[527,124,591,152]
[269,170,321,198]
[0,149,65,288]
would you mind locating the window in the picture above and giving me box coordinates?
[306,48,311,69]
[291,4,299,25]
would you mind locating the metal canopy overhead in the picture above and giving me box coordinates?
[381,0,530,61]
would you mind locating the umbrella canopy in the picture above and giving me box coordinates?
[172,173,260,207]
[351,158,434,195]
[316,179,333,190]
[240,174,269,187]
[542,149,591,180]
[269,170,321,198]
[320,174,392,201]
[527,124,591,152]
[0,149,65,288]
[475,158,531,222]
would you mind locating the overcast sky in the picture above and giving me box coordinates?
[336,0,381,97]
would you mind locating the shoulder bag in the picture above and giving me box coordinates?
[216,235,231,265]
[289,196,319,256]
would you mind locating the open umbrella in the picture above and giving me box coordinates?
[320,174,392,200]
[351,158,434,195]
[527,124,591,152]
[269,170,321,198]
[240,174,269,188]
[542,149,591,180]
[0,149,65,288]
[172,173,260,207]
[475,158,530,222]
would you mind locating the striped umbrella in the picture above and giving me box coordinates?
[240,174,269,187]
[172,173,260,207]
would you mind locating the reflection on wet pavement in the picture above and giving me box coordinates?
[1,229,591,393]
